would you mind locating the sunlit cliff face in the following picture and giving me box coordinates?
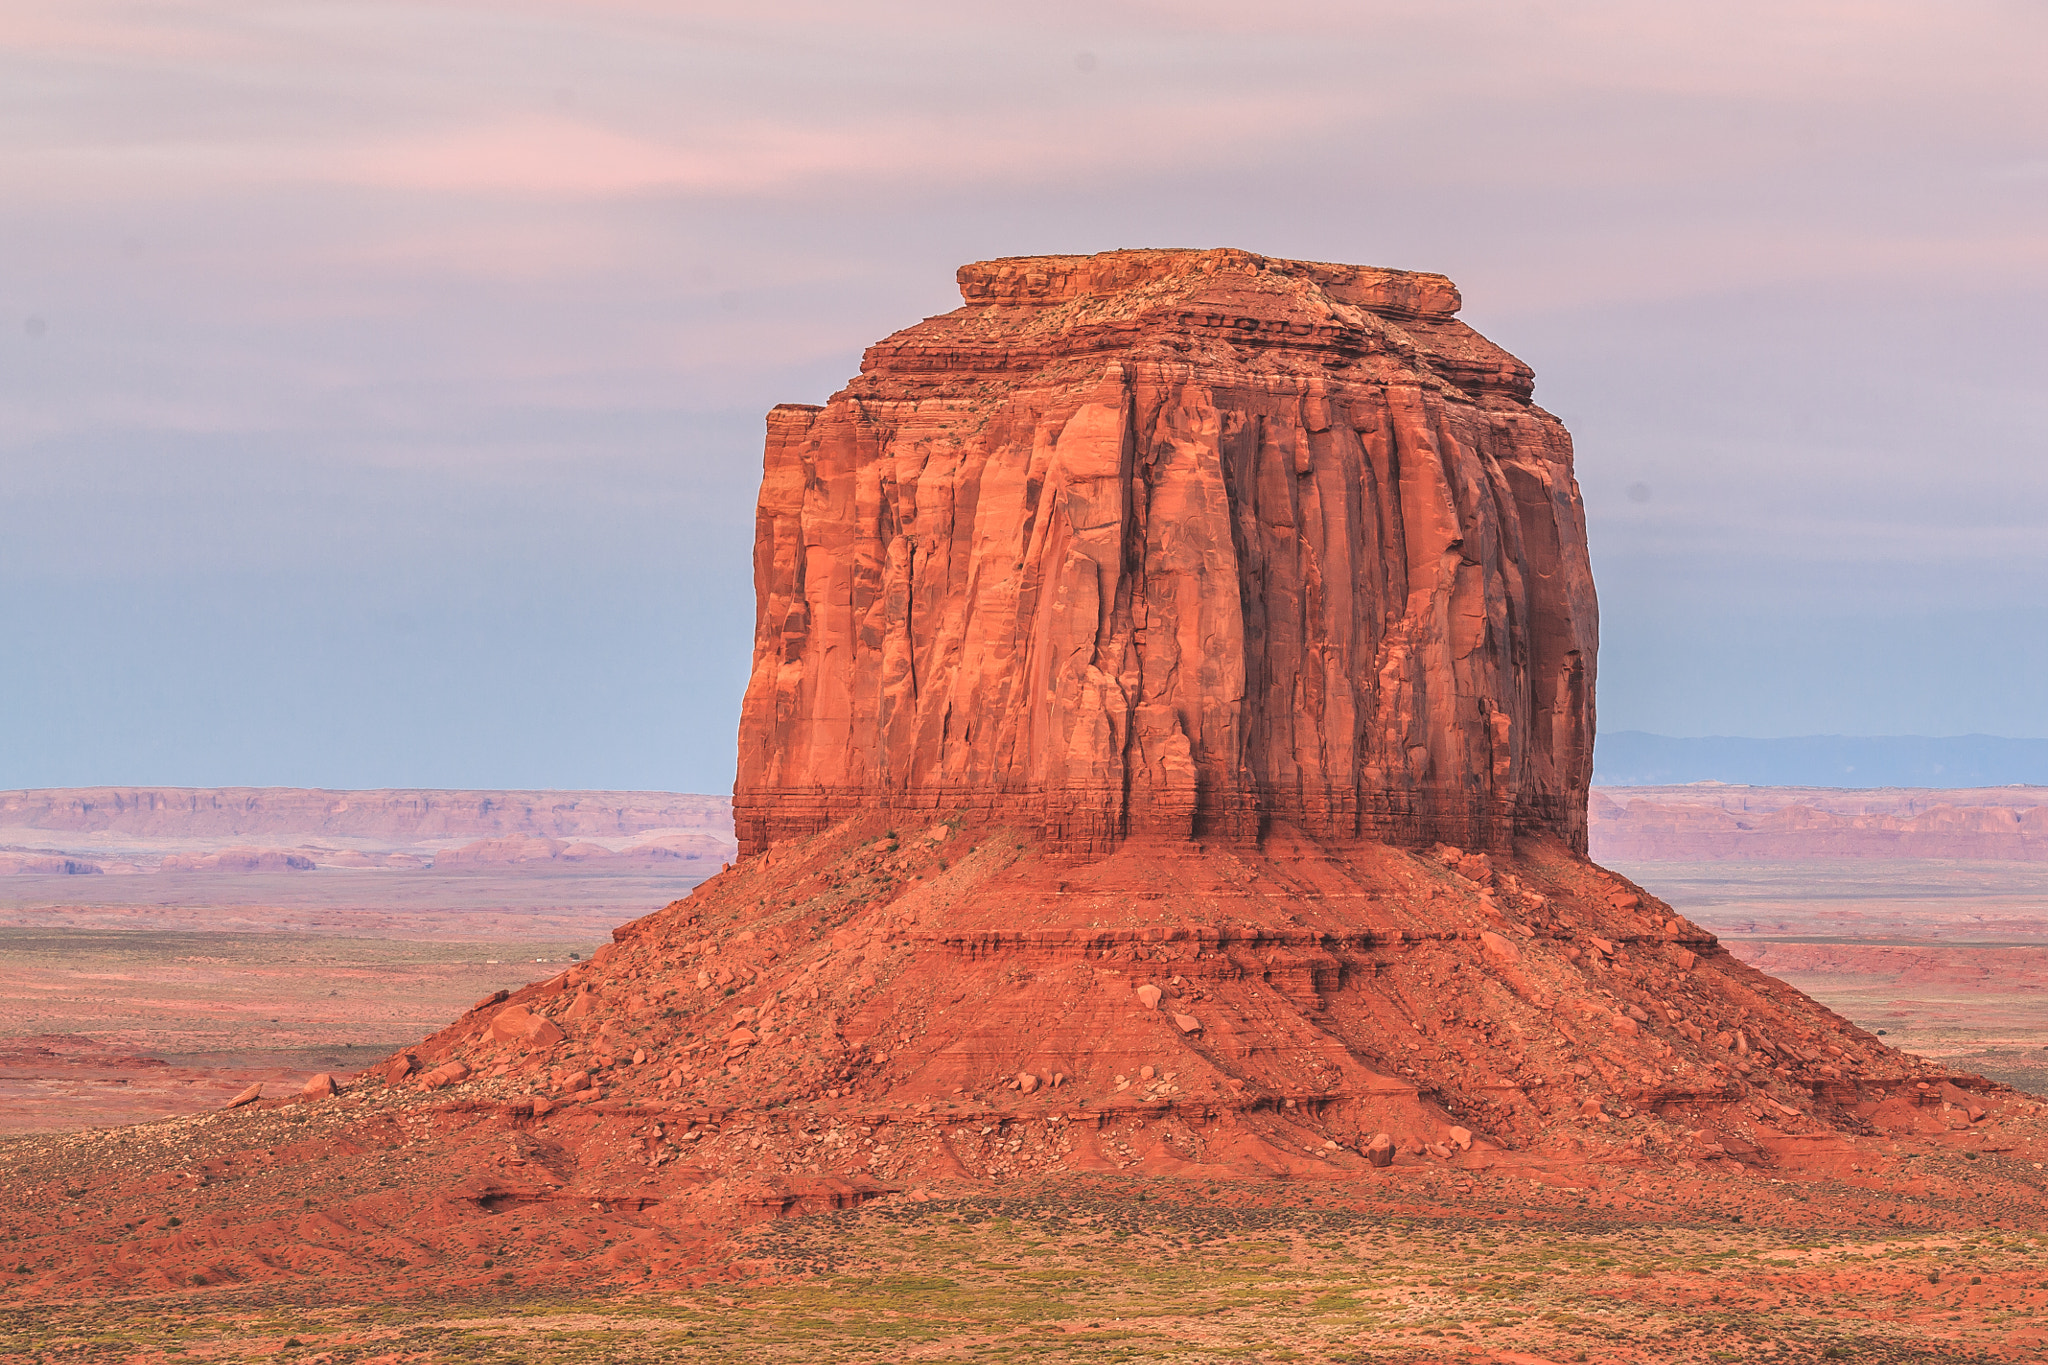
[736,250,1595,857]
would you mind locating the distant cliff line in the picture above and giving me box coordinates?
[0,788,733,841]
[9,783,2043,865]
[1592,784,2048,862]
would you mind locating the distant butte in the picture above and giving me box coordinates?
[10,250,2033,1306]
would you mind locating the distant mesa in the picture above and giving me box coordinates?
[430,833,572,869]
[1592,784,2048,862]
[0,787,734,841]
[0,788,740,884]
[431,831,733,869]
[157,846,316,873]
[0,851,102,876]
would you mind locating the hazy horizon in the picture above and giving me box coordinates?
[10,727,2048,797]
[6,2,2044,791]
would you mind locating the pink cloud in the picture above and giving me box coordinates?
[323,93,1353,200]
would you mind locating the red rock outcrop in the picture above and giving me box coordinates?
[735,249,1597,858]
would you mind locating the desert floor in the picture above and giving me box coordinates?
[1612,859,2048,1097]
[0,866,700,1135]
[6,1177,2047,1363]
[4,855,2045,1362]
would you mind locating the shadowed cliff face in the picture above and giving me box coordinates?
[735,248,1597,857]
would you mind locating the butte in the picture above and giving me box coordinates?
[399,249,1966,1210]
[14,252,2021,1308]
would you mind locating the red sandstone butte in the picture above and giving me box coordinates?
[735,249,1596,859]
[16,253,2030,1312]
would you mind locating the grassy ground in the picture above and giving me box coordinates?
[8,1192,2046,1363]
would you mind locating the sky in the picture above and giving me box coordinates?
[3,0,2045,793]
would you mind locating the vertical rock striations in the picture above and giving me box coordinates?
[735,249,1597,858]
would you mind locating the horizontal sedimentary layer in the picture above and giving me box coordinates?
[888,925,1725,955]
[954,250,1465,319]
[861,310,1535,403]
[736,786,1584,859]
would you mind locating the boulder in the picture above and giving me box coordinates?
[419,1060,470,1091]
[1136,984,1163,1010]
[1363,1133,1395,1168]
[487,1007,542,1045]
[527,1017,565,1047]
[224,1083,262,1109]
[1478,930,1519,963]
[299,1073,338,1099]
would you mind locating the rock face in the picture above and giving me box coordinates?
[735,249,1596,858]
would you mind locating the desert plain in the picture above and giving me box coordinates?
[1597,784,2048,1100]
[0,788,731,1136]
[3,783,2047,1363]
